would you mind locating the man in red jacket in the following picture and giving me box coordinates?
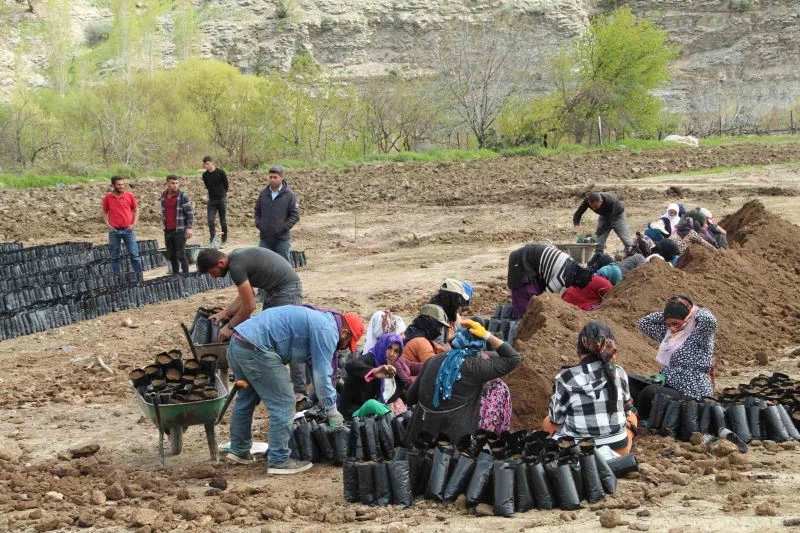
[102,176,142,273]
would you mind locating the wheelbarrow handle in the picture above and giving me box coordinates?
[216,380,249,425]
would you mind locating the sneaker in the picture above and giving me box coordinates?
[210,236,220,249]
[268,458,313,475]
[226,451,256,464]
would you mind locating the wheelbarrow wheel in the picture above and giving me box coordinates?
[168,427,184,455]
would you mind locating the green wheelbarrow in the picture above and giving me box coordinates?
[133,376,236,467]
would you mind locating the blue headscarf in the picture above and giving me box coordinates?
[461,280,474,301]
[597,264,622,285]
[369,333,404,403]
[433,328,487,408]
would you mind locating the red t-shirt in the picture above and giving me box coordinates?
[164,192,178,230]
[102,191,138,228]
[562,275,613,311]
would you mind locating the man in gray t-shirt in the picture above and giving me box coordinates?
[197,247,303,343]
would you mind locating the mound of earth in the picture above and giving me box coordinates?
[507,202,800,428]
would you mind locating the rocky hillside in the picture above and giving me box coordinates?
[2,0,799,121]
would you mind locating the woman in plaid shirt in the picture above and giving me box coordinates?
[543,322,637,455]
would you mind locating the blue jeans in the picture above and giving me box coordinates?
[227,337,295,466]
[108,228,142,273]
[259,237,292,265]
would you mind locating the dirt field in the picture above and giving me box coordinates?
[2,144,800,532]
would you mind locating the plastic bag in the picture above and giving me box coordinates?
[361,416,380,462]
[578,452,605,503]
[464,456,493,508]
[348,418,364,460]
[554,461,581,510]
[512,460,534,512]
[376,413,396,459]
[443,453,475,501]
[293,420,314,462]
[526,461,554,510]
[388,458,413,507]
[356,461,376,506]
[594,449,617,495]
[311,421,335,462]
[332,426,350,466]
[342,460,360,503]
[425,445,454,501]
[492,462,515,517]
[373,462,392,507]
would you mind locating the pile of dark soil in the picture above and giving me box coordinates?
[507,201,800,428]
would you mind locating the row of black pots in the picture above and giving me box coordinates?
[343,429,636,516]
[491,303,515,320]
[0,241,23,254]
[0,258,136,292]
[0,273,232,341]
[1,248,165,280]
[470,315,521,345]
[647,394,800,445]
[290,250,308,269]
[0,272,144,312]
[0,241,93,266]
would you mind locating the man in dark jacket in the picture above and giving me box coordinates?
[202,156,229,246]
[160,175,194,274]
[573,192,634,254]
[255,165,300,264]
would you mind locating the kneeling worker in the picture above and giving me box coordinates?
[226,305,364,474]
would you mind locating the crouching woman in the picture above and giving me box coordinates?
[405,319,522,445]
[543,322,637,455]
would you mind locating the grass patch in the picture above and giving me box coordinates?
[273,149,499,171]
[0,173,105,189]
[700,134,800,147]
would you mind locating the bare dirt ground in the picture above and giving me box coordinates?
[2,144,800,532]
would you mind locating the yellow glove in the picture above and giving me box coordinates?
[460,319,490,340]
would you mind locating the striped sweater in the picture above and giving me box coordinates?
[508,244,573,293]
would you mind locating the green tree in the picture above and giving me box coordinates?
[173,0,196,62]
[551,7,674,142]
[44,0,73,95]
[109,0,140,81]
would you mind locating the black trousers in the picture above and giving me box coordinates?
[164,230,189,274]
[207,198,228,242]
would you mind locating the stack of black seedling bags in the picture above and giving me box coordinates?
[646,372,800,447]
[129,349,221,404]
[290,250,308,268]
[0,242,23,254]
[470,304,521,345]
[340,427,634,515]
[339,411,414,507]
[190,307,227,345]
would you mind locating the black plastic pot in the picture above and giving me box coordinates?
[578,447,605,503]
[594,450,618,495]
[388,458,413,507]
[726,403,752,443]
[361,417,380,462]
[679,401,700,442]
[356,461,376,506]
[373,462,392,507]
[464,456,493,508]
[649,393,670,430]
[776,404,800,440]
[526,461,554,510]
[745,400,763,441]
[348,418,364,460]
[606,454,638,477]
[443,453,475,501]
[660,399,681,437]
[294,420,314,462]
[493,462,516,517]
[311,421,335,463]
[512,459,534,512]
[129,368,148,388]
[332,426,350,466]
[554,461,581,510]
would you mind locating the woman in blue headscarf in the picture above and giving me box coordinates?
[405,319,522,444]
[338,333,406,419]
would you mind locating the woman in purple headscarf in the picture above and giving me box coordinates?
[337,333,407,418]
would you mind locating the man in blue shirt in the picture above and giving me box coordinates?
[226,305,364,474]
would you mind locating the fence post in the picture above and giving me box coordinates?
[791,110,795,134]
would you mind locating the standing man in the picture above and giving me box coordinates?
[102,176,142,273]
[202,156,229,247]
[573,192,634,254]
[255,165,300,264]
[225,305,364,472]
[197,246,309,402]
[160,175,195,275]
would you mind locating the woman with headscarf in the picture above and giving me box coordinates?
[542,322,637,455]
[644,217,672,243]
[670,217,716,253]
[587,252,615,273]
[338,333,406,419]
[635,295,717,422]
[663,203,681,235]
[405,319,522,445]
[562,273,614,311]
[362,310,407,355]
[401,304,450,364]
[429,278,471,338]
[508,243,594,319]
